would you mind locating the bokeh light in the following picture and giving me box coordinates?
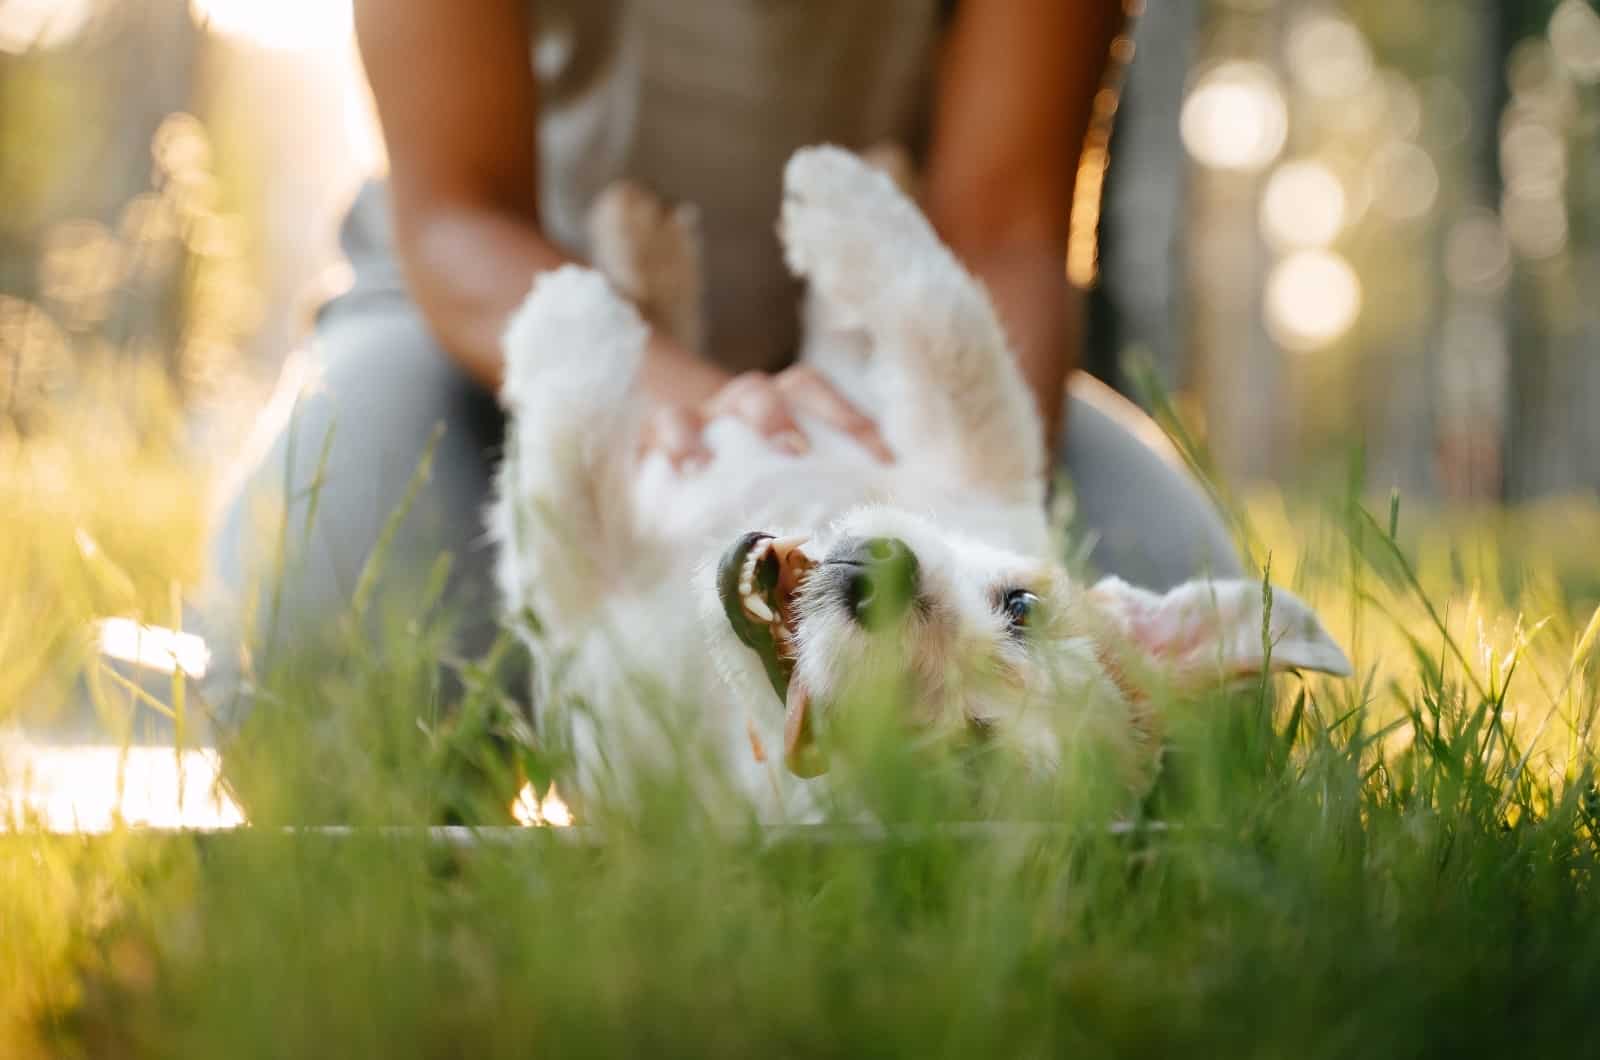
[0,0,93,54]
[1264,249,1362,352]
[1260,160,1347,250]
[38,220,124,328]
[1326,74,1390,138]
[0,294,69,410]
[1500,117,1568,197]
[1549,0,1600,84]
[1496,34,1574,266]
[1508,39,1577,123]
[1380,71,1424,140]
[1366,142,1440,222]
[1181,62,1289,172]
[1287,14,1374,99]
[1502,188,1569,260]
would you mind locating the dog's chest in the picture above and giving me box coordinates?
[632,416,1048,561]
[633,416,896,545]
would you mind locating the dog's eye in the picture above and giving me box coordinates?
[1002,589,1040,631]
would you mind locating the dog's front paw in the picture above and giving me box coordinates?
[500,266,646,413]
[780,145,940,302]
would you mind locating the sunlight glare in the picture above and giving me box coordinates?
[2,744,246,833]
[511,781,575,828]
[540,785,574,828]
[99,619,210,679]
[189,0,353,51]
[512,781,543,826]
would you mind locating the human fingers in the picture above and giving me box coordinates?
[638,404,711,470]
[775,365,894,463]
[704,372,809,455]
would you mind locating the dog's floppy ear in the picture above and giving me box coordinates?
[1088,576,1353,685]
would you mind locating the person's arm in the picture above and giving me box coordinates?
[354,0,725,403]
[924,0,1126,452]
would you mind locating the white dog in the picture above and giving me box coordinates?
[489,147,1351,819]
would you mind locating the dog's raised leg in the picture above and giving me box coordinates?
[797,141,917,375]
[780,146,1045,506]
[489,266,646,632]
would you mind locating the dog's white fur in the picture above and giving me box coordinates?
[489,146,1350,820]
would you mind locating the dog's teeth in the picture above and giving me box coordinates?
[742,591,775,623]
[738,549,760,595]
[771,535,809,561]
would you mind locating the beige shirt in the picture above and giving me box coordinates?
[531,0,941,371]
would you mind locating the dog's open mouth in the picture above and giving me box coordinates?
[715,532,824,777]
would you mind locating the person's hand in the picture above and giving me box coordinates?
[640,364,895,470]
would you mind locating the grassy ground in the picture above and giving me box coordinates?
[1,364,205,735]
[4,395,1600,1057]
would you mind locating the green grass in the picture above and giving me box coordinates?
[6,395,1600,1057]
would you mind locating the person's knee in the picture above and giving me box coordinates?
[198,303,507,707]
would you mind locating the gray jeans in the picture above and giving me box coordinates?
[199,283,1241,714]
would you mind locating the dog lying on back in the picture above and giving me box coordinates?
[489,146,1351,819]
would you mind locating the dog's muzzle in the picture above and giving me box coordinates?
[822,536,919,630]
[716,533,926,779]
[716,532,824,777]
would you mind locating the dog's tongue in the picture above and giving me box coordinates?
[783,676,825,778]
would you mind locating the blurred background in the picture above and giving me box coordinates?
[3,0,1596,504]
[1102,1,1598,502]
[1,1,1598,805]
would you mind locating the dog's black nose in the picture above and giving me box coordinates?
[837,536,919,629]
